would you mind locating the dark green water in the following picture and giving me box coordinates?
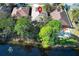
[0,44,78,56]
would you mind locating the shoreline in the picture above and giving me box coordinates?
[7,39,78,49]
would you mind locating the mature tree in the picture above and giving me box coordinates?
[0,18,14,41]
[39,26,52,48]
[46,20,61,32]
[0,18,14,33]
[39,20,61,48]
[14,17,31,40]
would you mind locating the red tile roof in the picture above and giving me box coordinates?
[50,9,70,27]
[11,7,29,18]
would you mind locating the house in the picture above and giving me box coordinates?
[31,4,48,22]
[50,8,72,28]
[11,7,30,19]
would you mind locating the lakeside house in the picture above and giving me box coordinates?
[11,7,30,19]
[50,7,72,28]
[31,4,48,22]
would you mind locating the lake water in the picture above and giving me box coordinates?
[0,44,78,56]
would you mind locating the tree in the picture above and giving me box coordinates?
[0,18,14,41]
[71,9,79,22]
[39,20,61,48]
[69,9,79,29]
[39,26,52,48]
[14,17,31,39]
[46,20,61,45]
[46,20,61,32]
[0,18,14,29]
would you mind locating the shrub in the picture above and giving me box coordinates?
[59,38,78,45]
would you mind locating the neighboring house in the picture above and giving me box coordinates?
[11,7,30,19]
[31,4,40,21]
[50,8,72,28]
[31,4,48,22]
[0,6,12,19]
[66,3,79,28]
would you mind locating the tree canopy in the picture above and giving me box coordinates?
[39,20,61,48]
[14,17,31,38]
